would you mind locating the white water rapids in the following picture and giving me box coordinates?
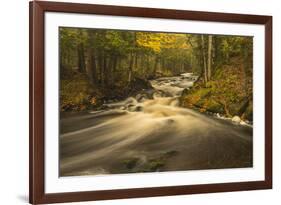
[60,73,252,176]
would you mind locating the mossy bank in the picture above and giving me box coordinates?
[180,57,253,122]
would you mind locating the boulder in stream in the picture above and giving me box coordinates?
[231,116,241,123]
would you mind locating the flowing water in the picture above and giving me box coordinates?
[60,73,253,176]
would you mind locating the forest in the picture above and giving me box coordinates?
[59,27,253,122]
[59,27,253,176]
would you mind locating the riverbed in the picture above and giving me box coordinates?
[60,73,253,176]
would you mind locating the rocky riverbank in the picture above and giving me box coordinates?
[180,58,253,123]
[60,69,153,112]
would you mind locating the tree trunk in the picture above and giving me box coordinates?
[146,55,150,74]
[201,35,208,85]
[238,98,250,117]
[128,51,134,83]
[112,55,117,83]
[98,52,104,86]
[128,32,137,83]
[87,30,98,84]
[89,49,97,84]
[207,35,213,80]
[134,53,138,70]
[153,56,159,75]
[103,54,108,86]
[222,101,231,117]
[213,36,220,68]
[77,43,86,73]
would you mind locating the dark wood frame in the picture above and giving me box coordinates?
[29,1,272,204]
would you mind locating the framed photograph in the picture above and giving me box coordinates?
[29,1,272,204]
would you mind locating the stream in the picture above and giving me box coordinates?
[60,73,253,176]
